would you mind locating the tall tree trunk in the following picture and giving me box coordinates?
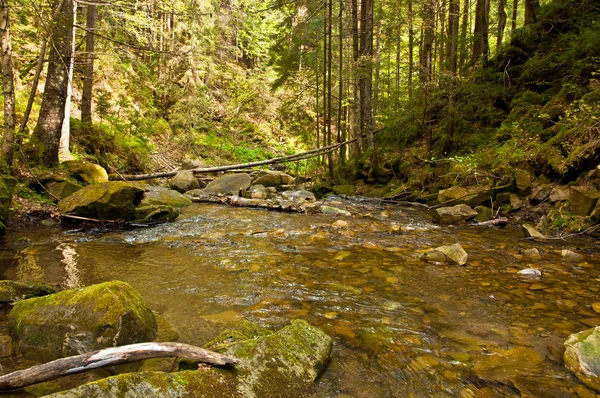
[458,0,469,71]
[510,0,519,35]
[373,19,381,117]
[316,43,320,151]
[338,0,345,165]
[407,0,414,99]
[327,0,334,177]
[472,0,489,64]
[32,0,74,167]
[351,0,360,155]
[524,0,538,24]
[437,0,447,73]
[323,2,328,166]
[0,0,16,169]
[60,0,77,161]
[81,3,96,125]
[420,0,435,84]
[445,0,460,152]
[496,0,507,50]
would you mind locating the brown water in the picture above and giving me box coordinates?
[1,199,600,397]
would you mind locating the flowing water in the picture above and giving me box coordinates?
[1,199,600,397]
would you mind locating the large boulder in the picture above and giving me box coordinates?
[253,172,294,188]
[0,176,17,235]
[62,160,108,184]
[141,187,192,208]
[45,181,83,201]
[45,320,332,398]
[570,186,600,216]
[201,174,252,195]
[58,182,144,221]
[514,169,533,196]
[438,185,494,207]
[169,171,200,193]
[8,281,157,362]
[432,204,478,224]
[564,327,600,392]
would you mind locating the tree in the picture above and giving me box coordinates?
[524,0,539,24]
[472,0,490,64]
[0,0,16,169]
[81,3,96,125]
[32,0,74,167]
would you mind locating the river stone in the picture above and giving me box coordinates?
[141,187,192,208]
[522,248,542,259]
[253,172,295,187]
[530,184,552,204]
[0,176,16,235]
[321,205,351,217]
[332,185,355,196]
[514,169,533,196]
[62,160,108,184]
[206,319,333,397]
[570,186,600,216]
[181,158,206,170]
[0,280,56,304]
[134,205,179,223]
[522,223,545,239]
[8,281,157,362]
[510,194,523,210]
[202,173,252,195]
[518,268,542,277]
[58,182,144,221]
[564,327,600,392]
[439,186,494,207]
[169,170,200,193]
[245,184,269,200]
[282,190,316,201]
[496,192,511,205]
[561,249,584,262]
[419,243,468,266]
[474,206,493,222]
[473,346,543,383]
[432,204,478,224]
[45,181,83,200]
[549,185,570,203]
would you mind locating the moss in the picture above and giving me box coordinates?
[57,182,144,220]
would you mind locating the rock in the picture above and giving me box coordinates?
[321,205,351,217]
[141,187,192,208]
[45,181,82,200]
[474,206,493,222]
[496,192,511,205]
[432,204,478,224]
[332,185,355,196]
[564,326,600,392]
[58,182,144,221]
[522,224,545,239]
[282,190,316,201]
[510,194,523,210]
[0,335,12,358]
[245,185,269,200]
[522,248,542,259]
[420,243,468,266]
[181,158,206,170]
[439,186,494,207]
[206,319,333,397]
[253,172,295,187]
[514,169,533,196]
[530,184,552,204]
[0,176,17,235]
[134,205,179,223]
[8,281,157,362]
[561,249,584,262]
[169,170,200,193]
[202,174,252,195]
[549,185,570,203]
[570,186,600,216]
[0,280,56,304]
[473,346,543,383]
[518,268,542,277]
[62,160,108,184]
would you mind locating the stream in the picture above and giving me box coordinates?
[1,198,600,397]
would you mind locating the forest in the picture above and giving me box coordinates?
[0,0,599,396]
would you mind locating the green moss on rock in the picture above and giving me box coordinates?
[8,281,157,362]
[0,280,56,304]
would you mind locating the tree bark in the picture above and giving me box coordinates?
[81,3,96,125]
[407,0,414,99]
[0,0,16,169]
[351,0,360,155]
[327,0,334,177]
[0,342,238,391]
[32,0,74,167]
[338,0,345,165]
[472,0,489,64]
[420,0,435,84]
[373,19,381,117]
[458,0,469,71]
[496,0,507,50]
[59,0,78,161]
[524,0,538,24]
[510,0,519,35]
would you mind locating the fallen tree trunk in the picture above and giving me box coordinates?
[114,129,382,181]
[0,342,238,391]
[190,194,316,213]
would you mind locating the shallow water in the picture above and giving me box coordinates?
[1,199,600,397]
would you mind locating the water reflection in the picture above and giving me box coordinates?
[57,243,81,289]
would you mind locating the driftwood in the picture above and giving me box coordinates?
[473,217,509,227]
[190,195,313,213]
[114,129,382,181]
[0,342,238,391]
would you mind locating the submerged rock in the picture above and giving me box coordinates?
[517,268,542,278]
[62,160,109,184]
[134,205,179,223]
[58,182,144,221]
[321,205,351,217]
[420,243,468,266]
[564,327,600,392]
[8,281,157,361]
[141,187,193,208]
[561,249,584,263]
[169,170,200,193]
[0,280,56,304]
[432,204,478,224]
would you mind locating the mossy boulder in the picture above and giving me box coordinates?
[206,319,333,397]
[134,205,179,223]
[169,171,200,193]
[432,204,478,224]
[45,181,83,201]
[332,185,355,196]
[62,160,108,184]
[253,172,295,188]
[438,185,494,207]
[58,182,144,221]
[141,187,193,208]
[564,327,600,392]
[8,281,157,362]
[514,169,533,196]
[201,174,252,195]
[569,186,600,216]
[0,176,17,235]
[0,280,56,304]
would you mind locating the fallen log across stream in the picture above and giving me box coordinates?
[114,129,382,181]
[0,342,238,391]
